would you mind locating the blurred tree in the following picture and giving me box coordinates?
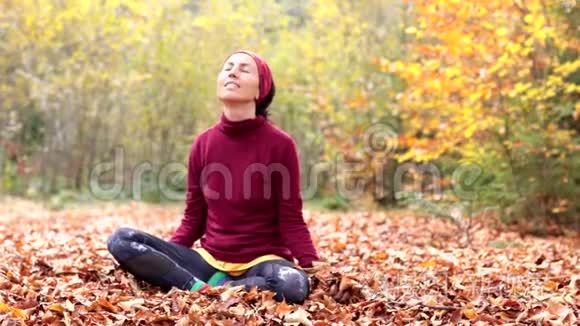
[379,0,579,228]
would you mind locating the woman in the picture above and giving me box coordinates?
[107,50,334,304]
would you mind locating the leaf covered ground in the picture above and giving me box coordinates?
[0,199,578,325]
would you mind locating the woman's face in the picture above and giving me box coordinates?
[217,53,260,105]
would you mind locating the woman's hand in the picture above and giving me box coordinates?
[301,260,354,304]
[329,275,354,303]
[301,260,330,274]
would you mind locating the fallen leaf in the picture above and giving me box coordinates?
[0,201,578,324]
[275,301,294,317]
[543,280,559,291]
[64,300,75,312]
[546,297,572,321]
[175,315,190,326]
[0,303,28,320]
[97,297,118,313]
[285,308,312,326]
[117,298,145,311]
[228,304,246,317]
[47,304,65,313]
[420,259,437,268]
[462,308,478,320]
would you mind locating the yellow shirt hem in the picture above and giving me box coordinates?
[194,247,286,277]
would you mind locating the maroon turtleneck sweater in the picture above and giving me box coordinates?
[169,113,319,268]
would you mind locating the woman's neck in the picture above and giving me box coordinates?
[222,102,256,121]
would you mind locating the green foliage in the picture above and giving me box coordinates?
[306,195,350,211]
[320,195,350,211]
[488,239,523,249]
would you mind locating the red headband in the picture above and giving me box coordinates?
[229,50,273,108]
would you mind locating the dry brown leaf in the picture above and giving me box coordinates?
[96,297,118,313]
[284,308,312,326]
[338,276,354,293]
[117,298,145,311]
[175,315,190,326]
[0,202,578,324]
[546,297,573,321]
[275,301,294,317]
[227,304,246,317]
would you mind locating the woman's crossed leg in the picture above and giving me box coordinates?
[107,227,310,304]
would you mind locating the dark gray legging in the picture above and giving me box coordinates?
[106,227,310,304]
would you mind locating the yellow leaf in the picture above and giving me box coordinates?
[10,307,27,320]
[463,308,478,320]
[496,27,508,37]
[372,251,388,262]
[463,125,476,138]
[544,280,559,291]
[332,241,347,251]
[48,304,65,313]
[420,259,437,268]
[0,303,28,320]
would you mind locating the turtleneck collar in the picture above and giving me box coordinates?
[217,112,267,136]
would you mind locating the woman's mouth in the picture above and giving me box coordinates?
[224,81,240,88]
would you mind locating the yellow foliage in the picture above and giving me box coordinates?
[379,0,577,163]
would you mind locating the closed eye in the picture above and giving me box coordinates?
[222,62,251,73]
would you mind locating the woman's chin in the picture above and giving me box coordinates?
[218,94,252,103]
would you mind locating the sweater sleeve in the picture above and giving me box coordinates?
[169,137,207,247]
[277,138,319,268]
